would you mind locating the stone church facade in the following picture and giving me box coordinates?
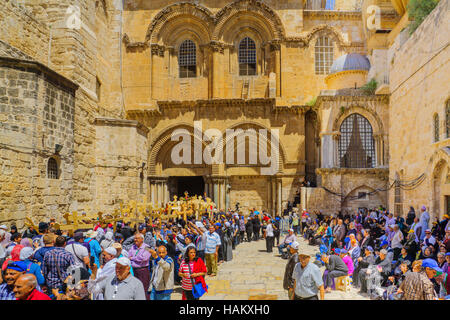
[0,0,448,228]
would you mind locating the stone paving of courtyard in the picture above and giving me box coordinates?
[172,235,369,300]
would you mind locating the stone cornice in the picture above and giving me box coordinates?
[95,117,150,135]
[317,167,389,177]
[316,93,390,104]
[325,69,369,81]
[0,56,78,92]
[303,10,362,20]
[122,33,148,49]
[125,99,311,115]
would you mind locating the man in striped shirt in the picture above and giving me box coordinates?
[204,225,221,276]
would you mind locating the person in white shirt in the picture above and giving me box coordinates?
[265,220,275,253]
[390,225,404,260]
[88,246,117,300]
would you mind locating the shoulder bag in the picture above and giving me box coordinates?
[187,260,207,299]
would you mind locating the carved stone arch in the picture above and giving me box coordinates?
[213,0,285,42]
[342,185,384,212]
[215,121,287,171]
[333,105,384,136]
[305,24,349,49]
[232,27,265,49]
[148,123,209,176]
[430,157,449,219]
[146,2,214,44]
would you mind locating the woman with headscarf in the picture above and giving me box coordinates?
[418,246,434,260]
[405,207,416,227]
[1,244,23,271]
[403,230,419,259]
[19,247,45,286]
[360,229,374,252]
[222,222,233,262]
[347,235,361,263]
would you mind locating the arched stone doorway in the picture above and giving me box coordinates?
[432,159,449,220]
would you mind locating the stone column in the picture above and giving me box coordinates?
[332,132,340,168]
[163,179,169,204]
[272,178,277,214]
[150,182,155,204]
[211,42,223,99]
[373,134,383,166]
[321,134,334,168]
[150,45,165,100]
[270,42,282,97]
[277,178,282,215]
[213,181,219,206]
[225,179,230,210]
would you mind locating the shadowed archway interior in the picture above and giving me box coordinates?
[168,176,205,199]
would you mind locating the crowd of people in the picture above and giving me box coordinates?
[282,206,450,300]
[0,201,449,301]
[0,206,274,300]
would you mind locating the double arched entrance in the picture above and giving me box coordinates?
[146,122,289,214]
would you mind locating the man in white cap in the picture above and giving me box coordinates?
[421,229,436,252]
[88,246,118,300]
[283,241,299,299]
[292,253,324,300]
[88,257,146,300]
[278,228,296,255]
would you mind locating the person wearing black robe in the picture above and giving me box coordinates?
[252,216,261,241]
[245,217,253,242]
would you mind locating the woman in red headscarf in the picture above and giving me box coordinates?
[2,244,24,271]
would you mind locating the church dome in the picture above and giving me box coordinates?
[330,53,371,74]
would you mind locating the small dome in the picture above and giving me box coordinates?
[330,53,371,74]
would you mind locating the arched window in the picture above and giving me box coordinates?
[446,100,450,139]
[338,114,376,168]
[47,157,59,179]
[239,37,257,76]
[179,40,196,78]
[434,113,439,142]
[315,36,333,75]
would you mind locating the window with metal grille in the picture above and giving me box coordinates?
[338,114,376,168]
[434,113,439,142]
[315,36,333,75]
[179,40,196,78]
[47,158,58,179]
[239,37,257,76]
[446,100,450,138]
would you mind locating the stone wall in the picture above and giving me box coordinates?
[94,118,149,212]
[301,168,388,215]
[0,55,77,228]
[388,0,450,220]
[0,0,49,65]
